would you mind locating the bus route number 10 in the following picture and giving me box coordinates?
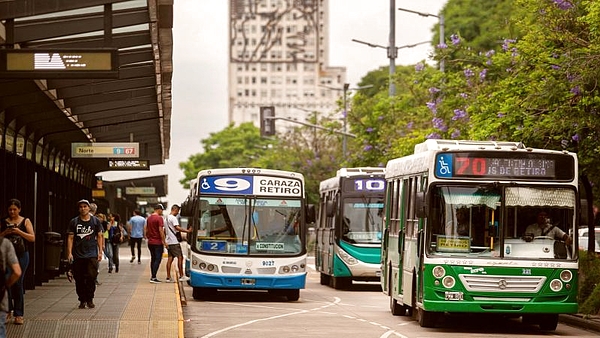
[355,179,385,191]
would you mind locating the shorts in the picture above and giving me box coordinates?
[167,243,183,258]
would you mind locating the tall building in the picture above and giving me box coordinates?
[228,0,346,131]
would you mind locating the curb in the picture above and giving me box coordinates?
[559,314,600,333]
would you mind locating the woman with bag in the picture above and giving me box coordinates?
[108,214,123,273]
[1,198,35,325]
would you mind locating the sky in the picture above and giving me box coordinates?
[100,0,447,206]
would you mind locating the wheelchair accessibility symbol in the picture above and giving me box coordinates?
[436,154,453,177]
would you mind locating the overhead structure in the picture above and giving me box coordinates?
[0,0,173,175]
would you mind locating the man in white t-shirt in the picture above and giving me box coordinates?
[164,205,191,282]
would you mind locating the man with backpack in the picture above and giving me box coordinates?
[66,199,104,309]
[0,237,21,338]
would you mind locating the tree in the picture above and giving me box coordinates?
[178,123,274,189]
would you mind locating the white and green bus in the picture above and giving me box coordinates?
[382,140,578,330]
[316,167,386,289]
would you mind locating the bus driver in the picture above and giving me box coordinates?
[523,211,572,244]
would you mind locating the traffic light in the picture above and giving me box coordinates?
[260,106,276,137]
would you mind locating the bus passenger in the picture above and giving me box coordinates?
[524,211,572,244]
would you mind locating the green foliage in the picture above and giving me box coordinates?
[178,123,274,188]
[578,250,600,315]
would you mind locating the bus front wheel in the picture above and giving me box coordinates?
[286,289,300,301]
[538,314,558,331]
[192,287,216,300]
[320,273,330,286]
[417,308,437,328]
[331,276,351,290]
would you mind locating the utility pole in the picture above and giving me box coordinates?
[388,0,397,96]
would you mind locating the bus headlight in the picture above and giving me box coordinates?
[432,266,446,278]
[442,276,455,288]
[282,266,290,273]
[550,279,563,292]
[336,247,358,266]
[291,265,299,272]
[560,270,573,283]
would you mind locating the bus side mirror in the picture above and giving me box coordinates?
[306,204,316,224]
[415,191,427,218]
[325,200,336,218]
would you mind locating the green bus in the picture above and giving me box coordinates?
[381,140,578,330]
[316,167,386,289]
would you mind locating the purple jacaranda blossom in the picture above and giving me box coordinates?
[502,39,516,52]
[497,112,505,118]
[464,68,474,78]
[571,86,581,95]
[479,69,487,81]
[378,115,384,120]
[572,134,580,142]
[364,145,373,151]
[553,0,573,10]
[451,129,461,139]
[306,159,313,166]
[366,127,374,133]
[452,109,467,121]
[450,34,460,45]
[426,102,437,113]
[407,121,414,129]
[429,87,441,94]
[551,64,560,70]
[415,63,425,72]
[437,42,448,49]
[432,117,448,131]
[486,59,493,66]
[427,132,442,139]
[342,110,347,118]
[485,50,495,58]
[459,93,468,99]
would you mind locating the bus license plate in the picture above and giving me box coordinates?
[241,278,256,286]
[445,291,463,301]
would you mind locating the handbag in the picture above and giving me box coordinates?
[8,235,26,256]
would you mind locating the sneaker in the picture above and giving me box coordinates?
[87,301,95,309]
[130,256,135,263]
[79,302,86,309]
[5,312,12,324]
[178,276,190,282]
[108,268,112,273]
[150,278,161,284]
[138,261,141,264]
[14,317,24,325]
[165,278,174,283]
[115,266,119,273]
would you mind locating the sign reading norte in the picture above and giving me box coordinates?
[71,143,139,158]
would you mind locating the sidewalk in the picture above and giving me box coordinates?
[560,313,600,333]
[6,245,184,338]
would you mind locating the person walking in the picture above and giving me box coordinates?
[108,214,123,273]
[164,204,191,283]
[145,204,167,283]
[0,198,34,325]
[89,203,103,286]
[97,213,113,273]
[66,199,103,309]
[0,237,21,338]
[127,209,146,264]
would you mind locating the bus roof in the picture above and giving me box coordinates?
[196,168,305,180]
[414,139,525,153]
[320,167,386,191]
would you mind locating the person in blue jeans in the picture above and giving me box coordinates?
[127,209,146,264]
[1,198,35,325]
[0,237,21,337]
[145,204,167,283]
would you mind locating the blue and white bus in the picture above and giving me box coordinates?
[316,167,386,289]
[182,168,315,301]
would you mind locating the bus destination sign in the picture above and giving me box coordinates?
[435,152,574,180]
[342,178,386,193]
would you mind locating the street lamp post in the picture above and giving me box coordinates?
[397,7,445,72]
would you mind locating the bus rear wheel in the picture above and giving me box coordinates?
[389,296,407,316]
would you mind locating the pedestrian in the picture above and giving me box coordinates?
[164,204,191,283]
[145,204,167,283]
[66,199,103,309]
[127,209,145,264]
[108,214,123,273]
[0,237,21,338]
[0,198,34,325]
[97,213,113,273]
[89,203,103,286]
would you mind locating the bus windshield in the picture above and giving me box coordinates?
[341,197,384,244]
[428,185,576,260]
[196,197,302,256]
